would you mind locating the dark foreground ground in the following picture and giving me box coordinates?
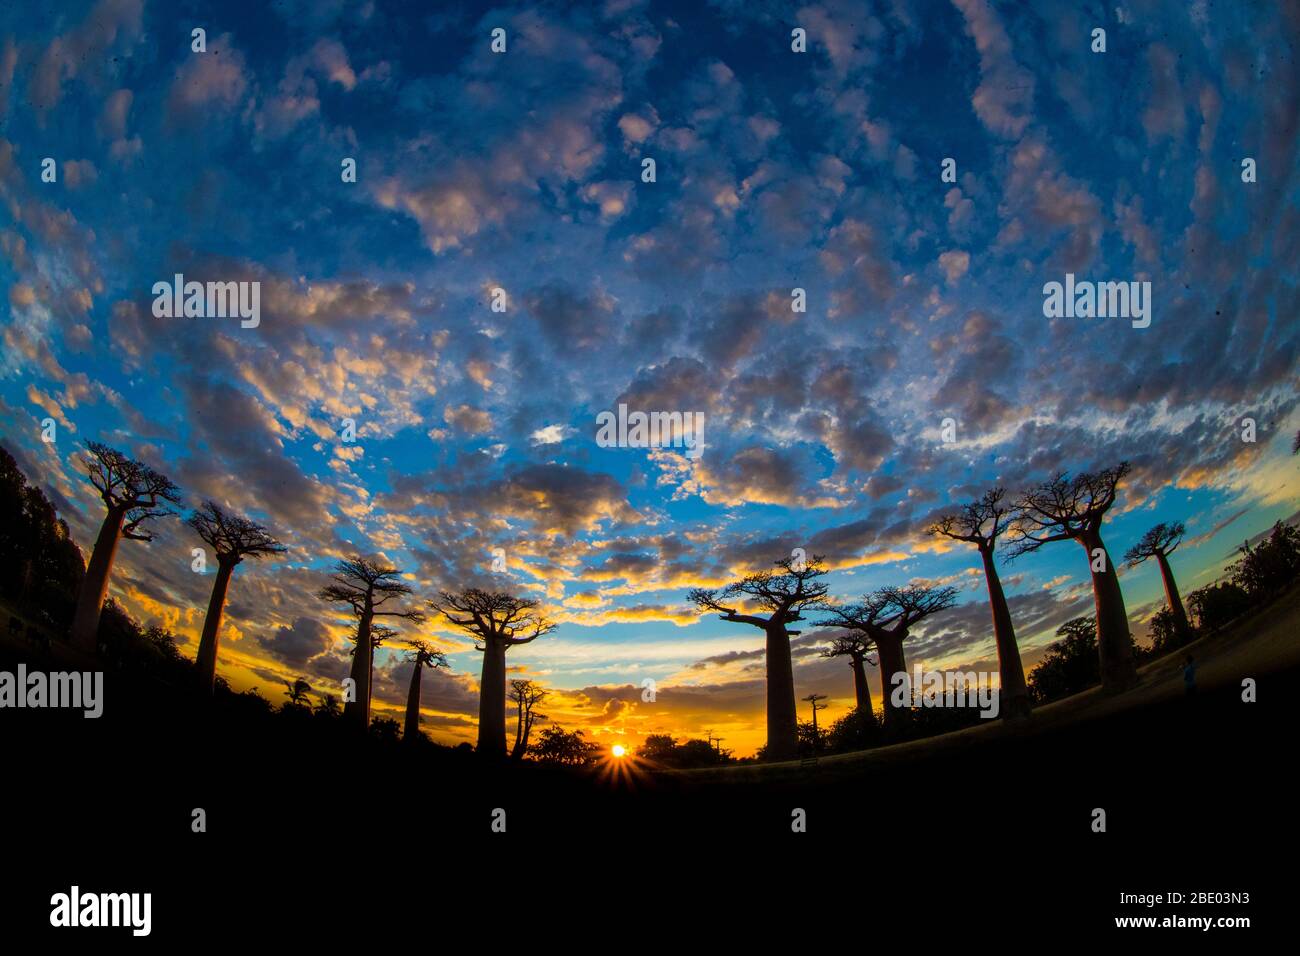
[1,623,1293,942]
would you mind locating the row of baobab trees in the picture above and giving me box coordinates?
[66,442,553,757]
[67,443,1192,762]
[688,461,1195,761]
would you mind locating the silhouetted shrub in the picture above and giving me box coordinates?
[1147,606,1189,654]
[0,445,86,625]
[796,719,829,756]
[371,715,402,742]
[826,706,883,752]
[634,734,731,767]
[531,726,600,765]
[1028,617,1100,703]
[1229,522,1300,598]
[1187,582,1251,633]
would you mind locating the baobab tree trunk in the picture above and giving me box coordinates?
[764,625,799,761]
[512,714,534,760]
[343,609,373,730]
[1080,532,1137,690]
[981,547,1031,719]
[194,558,237,694]
[849,654,873,716]
[511,699,528,759]
[403,662,423,742]
[1155,551,1191,641]
[876,635,908,726]
[477,639,508,757]
[70,505,126,653]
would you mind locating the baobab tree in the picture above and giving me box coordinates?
[188,501,286,694]
[402,639,448,743]
[802,692,828,754]
[820,632,876,716]
[1124,521,1191,645]
[688,555,829,761]
[70,442,181,652]
[1007,462,1137,690]
[317,558,425,731]
[818,585,958,726]
[508,678,549,759]
[355,623,399,725]
[929,487,1031,719]
[428,589,555,758]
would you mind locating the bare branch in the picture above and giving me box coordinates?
[1123,520,1186,567]
[404,639,448,669]
[80,442,181,539]
[928,487,1009,551]
[428,588,555,650]
[1005,462,1131,559]
[690,555,831,629]
[187,500,287,563]
[316,556,421,624]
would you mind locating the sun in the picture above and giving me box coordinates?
[595,741,643,788]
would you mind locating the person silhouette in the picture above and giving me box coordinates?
[1183,654,1198,696]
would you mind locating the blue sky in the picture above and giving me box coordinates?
[1,0,1297,753]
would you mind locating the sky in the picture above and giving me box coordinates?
[0,0,1297,756]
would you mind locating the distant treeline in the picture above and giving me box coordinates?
[0,447,85,632]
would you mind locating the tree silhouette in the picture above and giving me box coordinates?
[317,558,425,730]
[1124,521,1191,646]
[70,442,181,652]
[1229,521,1300,598]
[1187,581,1250,632]
[825,706,881,752]
[635,734,731,767]
[1146,607,1183,654]
[370,715,402,742]
[1027,617,1102,703]
[929,487,1031,719]
[801,693,828,754]
[531,726,600,766]
[402,639,448,743]
[428,589,554,758]
[1007,463,1137,690]
[817,585,958,726]
[282,676,313,709]
[689,554,829,761]
[820,632,876,716]
[508,678,549,760]
[0,446,85,619]
[187,501,286,694]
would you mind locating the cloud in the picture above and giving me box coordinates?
[257,616,333,668]
[939,250,970,283]
[530,424,572,445]
[951,0,1035,139]
[29,0,144,115]
[165,35,249,124]
[443,404,494,435]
